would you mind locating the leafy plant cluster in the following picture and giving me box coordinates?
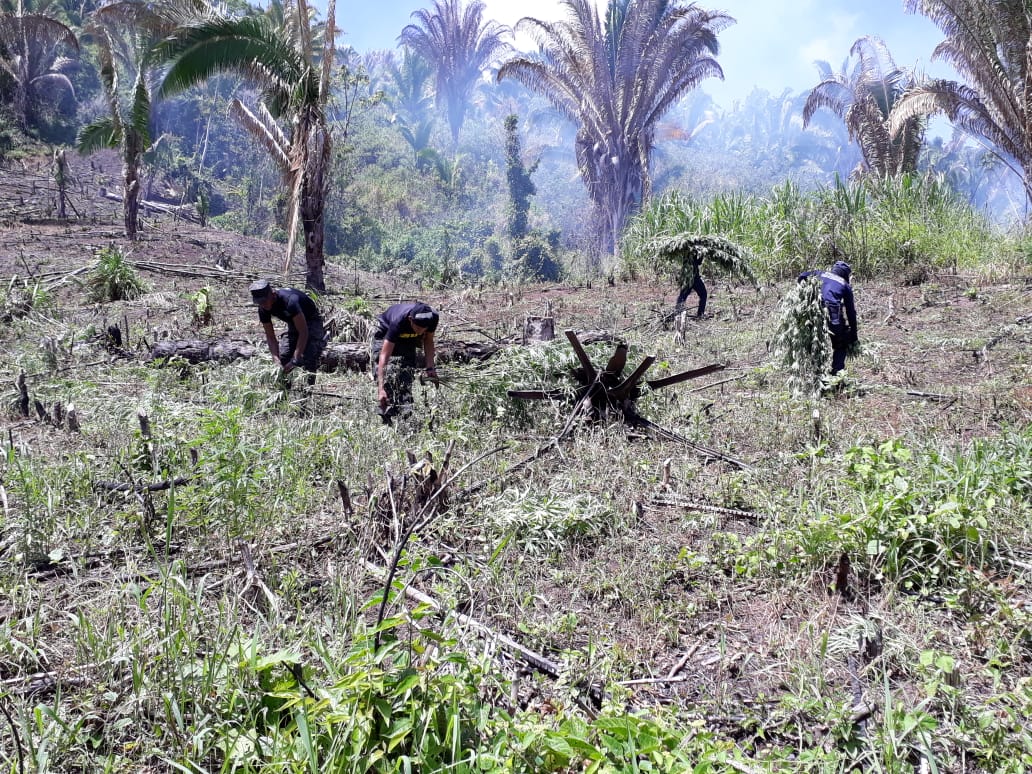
[714,431,1031,598]
[84,244,146,302]
[838,434,1030,592]
[770,275,832,398]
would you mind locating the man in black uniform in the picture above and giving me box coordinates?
[797,260,858,375]
[370,301,439,423]
[675,255,707,318]
[249,279,327,376]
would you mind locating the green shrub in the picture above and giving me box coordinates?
[191,285,214,325]
[86,245,147,302]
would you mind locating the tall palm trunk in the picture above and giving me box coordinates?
[581,135,645,259]
[298,113,331,292]
[123,129,143,239]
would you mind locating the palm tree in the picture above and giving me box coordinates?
[497,0,733,261]
[158,0,336,291]
[0,0,78,131]
[384,46,435,161]
[399,0,508,146]
[803,36,924,178]
[76,1,173,240]
[890,0,1032,206]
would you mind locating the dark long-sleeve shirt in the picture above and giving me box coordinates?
[798,270,857,332]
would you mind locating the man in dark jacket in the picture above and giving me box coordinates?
[675,255,707,318]
[250,279,327,375]
[370,301,439,423]
[797,260,858,375]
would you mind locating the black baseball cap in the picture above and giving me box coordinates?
[249,279,273,302]
[411,306,438,330]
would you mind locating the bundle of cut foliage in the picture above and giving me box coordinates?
[652,233,758,287]
[771,275,830,397]
[631,233,755,293]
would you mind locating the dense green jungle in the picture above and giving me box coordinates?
[1,0,1032,771]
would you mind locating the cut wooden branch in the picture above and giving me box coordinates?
[564,329,597,380]
[630,415,749,470]
[363,559,563,680]
[16,371,29,417]
[66,403,80,432]
[603,342,628,375]
[686,373,747,393]
[94,476,191,493]
[238,540,279,615]
[667,639,706,679]
[611,355,655,398]
[337,480,353,515]
[648,495,760,520]
[646,363,726,390]
[906,390,953,402]
[505,389,565,401]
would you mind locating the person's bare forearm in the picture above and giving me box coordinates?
[423,334,436,370]
[263,326,279,362]
[293,314,309,361]
[377,340,395,394]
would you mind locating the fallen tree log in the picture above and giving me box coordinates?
[148,339,259,364]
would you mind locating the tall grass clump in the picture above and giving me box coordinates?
[624,173,1005,281]
[86,245,147,302]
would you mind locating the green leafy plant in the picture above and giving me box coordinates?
[482,489,616,557]
[86,245,146,302]
[771,275,831,397]
[190,285,214,326]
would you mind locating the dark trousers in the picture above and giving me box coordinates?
[675,275,708,317]
[829,325,853,375]
[278,321,327,372]
[370,333,422,419]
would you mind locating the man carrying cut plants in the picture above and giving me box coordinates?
[371,301,439,424]
[250,279,327,377]
[797,260,858,375]
[674,253,708,318]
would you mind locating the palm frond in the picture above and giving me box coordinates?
[228,98,291,174]
[76,116,120,154]
[157,15,303,100]
[128,70,151,149]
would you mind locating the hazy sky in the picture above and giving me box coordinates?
[333,0,954,108]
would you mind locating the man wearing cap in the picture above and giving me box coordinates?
[249,279,327,376]
[797,260,858,375]
[371,301,439,423]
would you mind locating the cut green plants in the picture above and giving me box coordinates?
[86,245,147,302]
